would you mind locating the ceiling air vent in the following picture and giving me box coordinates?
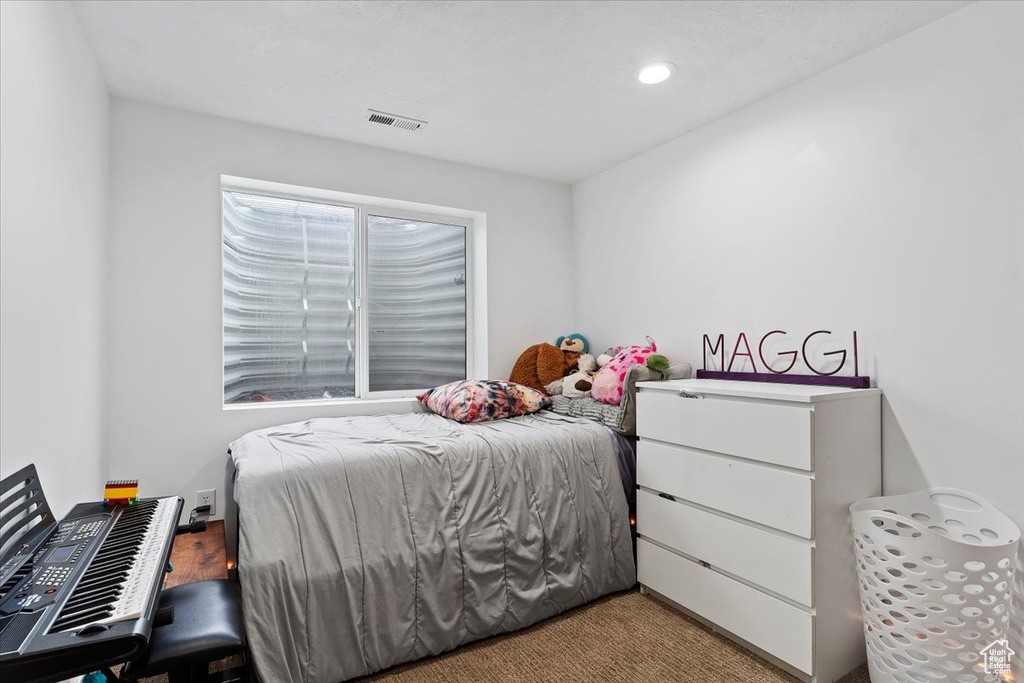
[367,109,427,132]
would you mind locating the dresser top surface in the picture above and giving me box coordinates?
[636,378,881,403]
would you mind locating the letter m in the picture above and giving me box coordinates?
[703,334,725,371]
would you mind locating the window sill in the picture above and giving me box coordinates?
[222,396,422,413]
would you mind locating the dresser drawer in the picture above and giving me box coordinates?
[637,440,814,538]
[637,490,813,606]
[637,390,814,470]
[638,539,813,675]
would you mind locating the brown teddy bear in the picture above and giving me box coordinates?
[509,343,581,393]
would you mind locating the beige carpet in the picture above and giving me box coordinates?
[141,590,872,682]
[360,591,872,682]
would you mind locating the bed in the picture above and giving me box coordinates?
[226,410,636,683]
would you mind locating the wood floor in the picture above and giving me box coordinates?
[165,520,227,589]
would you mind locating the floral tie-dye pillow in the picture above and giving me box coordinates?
[417,380,551,423]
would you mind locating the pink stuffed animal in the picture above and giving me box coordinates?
[591,336,658,405]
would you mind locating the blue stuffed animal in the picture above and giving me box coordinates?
[556,333,589,354]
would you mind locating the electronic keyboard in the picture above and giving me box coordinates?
[0,465,182,683]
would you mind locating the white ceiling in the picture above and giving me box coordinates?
[72,0,970,183]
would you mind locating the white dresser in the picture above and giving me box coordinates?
[635,379,881,683]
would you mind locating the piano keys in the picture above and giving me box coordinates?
[0,465,182,683]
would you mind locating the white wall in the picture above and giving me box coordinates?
[0,1,109,516]
[106,100,572,518]
[572,2,1023,527]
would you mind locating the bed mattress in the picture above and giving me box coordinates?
[229,411,635,682]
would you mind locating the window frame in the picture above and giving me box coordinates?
[358,205,473,400]
[221,179,474,407]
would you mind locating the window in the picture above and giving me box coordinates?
[366,214,467,392]
[222,185,470,405]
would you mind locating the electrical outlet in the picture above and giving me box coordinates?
[196,488,216,515]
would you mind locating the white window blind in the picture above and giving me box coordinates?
[222,187,469,405]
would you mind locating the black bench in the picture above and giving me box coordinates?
[121,580,247,683]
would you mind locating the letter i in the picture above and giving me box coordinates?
[853,331,859,376]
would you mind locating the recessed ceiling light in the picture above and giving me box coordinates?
[637,62,675,85]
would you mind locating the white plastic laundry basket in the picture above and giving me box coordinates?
[851,488,1020,683]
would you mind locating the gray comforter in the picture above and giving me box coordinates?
[229,411,635,682]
